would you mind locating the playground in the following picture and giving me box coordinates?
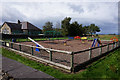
[20,39,92,52]
[2,36,119,72]
[19,39,111,52]
[15,37,114,67]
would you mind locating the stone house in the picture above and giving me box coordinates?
[0,20,42,35]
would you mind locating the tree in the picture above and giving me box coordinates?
[55,21,61,29]
[69,21,83,36]
[61,17,84,36]
[82,26,89,35]
[54,22,61,33]
[83,24,100,35]
[89,24,100,35]
[43,21,53,32]
[61,17,71,36]
[61,17,101,36]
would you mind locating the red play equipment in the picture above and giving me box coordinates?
[110,37,118,42]
[74,36,81,39]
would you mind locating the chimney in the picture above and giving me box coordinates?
[18,20,21,24]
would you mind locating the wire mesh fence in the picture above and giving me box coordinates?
[74,51,89,67]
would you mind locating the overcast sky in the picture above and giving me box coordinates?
[0,0,119,34]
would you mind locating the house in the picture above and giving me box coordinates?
[0,20,42,35]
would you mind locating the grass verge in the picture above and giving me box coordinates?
[4,37,69,42]
[4,35,119,42]
[1,47,120,79]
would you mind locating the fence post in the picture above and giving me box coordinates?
[26,38,28,42]
[11,43,13,48]
[19,44,21,51]
[118,41,120,46]
[99,46,102,55]
[112,43,114,49]
[0,41,1,46]
[107,44,109,52]
[49,50,52,61]
[1,42,3,46]
[117,41,119,47]
[89,48,92,60]
[5,41,6,47]
[2,41,4,46]
[31,46,34,55]
[71,52,74,72]
[118,41,120,47]
[115,42,117,48]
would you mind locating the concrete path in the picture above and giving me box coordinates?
[2,56,56,79]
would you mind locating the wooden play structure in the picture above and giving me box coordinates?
[28,37,50,53]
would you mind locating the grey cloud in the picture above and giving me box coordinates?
[2,3,26,23]
[68,4,84,14]
[1,2,118,34]
[30,16,63,29]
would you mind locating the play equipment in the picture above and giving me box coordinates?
[81,37,87,43]
[12,38,16,42]
[74,36,81,39]
[81,37,87,40]
[91,38,102,48]
[6,43,9,47]
[63,40,67,46]
[35,45,40,51]
[68,37,74,40]
[28,37,50,53]
[110,37,118,42]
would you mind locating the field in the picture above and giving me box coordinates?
[98,35,119,40]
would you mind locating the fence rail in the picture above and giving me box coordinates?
[74,42,115,54]
[0,40,120,72]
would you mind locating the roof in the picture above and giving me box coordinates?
[5,22,21,30]
[21,22,41,30]
[2,21,41,31]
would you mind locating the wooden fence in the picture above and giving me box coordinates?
[0,40,120,72]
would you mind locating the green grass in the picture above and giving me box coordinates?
[4,37,69,42]
[87,35,119,40]
[3,35,120,42]
[98,35,119,40]
[1,47,120,79]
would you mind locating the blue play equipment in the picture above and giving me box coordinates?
[68,37,74,40]
[91,38,100,48]
[12,38,16,42]
[28,37,50,53]
[35,45,40,52]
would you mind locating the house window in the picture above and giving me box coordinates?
[2,28,9,34]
